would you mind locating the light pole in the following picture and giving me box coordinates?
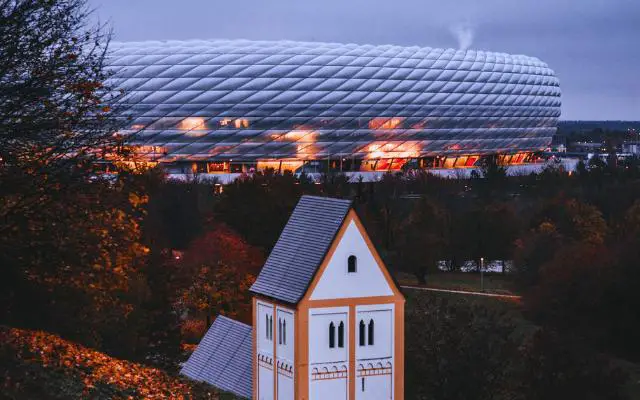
[480,257,484,292]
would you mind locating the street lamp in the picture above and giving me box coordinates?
[480,257,485,292]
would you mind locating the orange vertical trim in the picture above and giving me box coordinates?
[252,297,257,400]
[349,304,356,400]
[293,306,299,400]
[297,303,309,399]
[394,299,405,400]
[273,304,278,400]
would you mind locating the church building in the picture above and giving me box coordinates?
[181,195,405,400]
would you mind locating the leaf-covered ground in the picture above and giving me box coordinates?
[0,326,238,399]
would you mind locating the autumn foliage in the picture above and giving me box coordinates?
[0,325,237,399]
[173,223,264,334]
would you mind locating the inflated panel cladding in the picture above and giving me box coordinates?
[107,39,561,160]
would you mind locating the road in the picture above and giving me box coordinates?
[401,285,522,300]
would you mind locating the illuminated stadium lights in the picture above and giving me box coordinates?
[178,117,206,131]
[234,119,250,129]
[106,39,561,173]
[369,118,404,130]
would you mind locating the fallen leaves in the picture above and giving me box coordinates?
[0,326,226,399]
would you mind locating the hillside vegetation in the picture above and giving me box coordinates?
[0,326,237,400]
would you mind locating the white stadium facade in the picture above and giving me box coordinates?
[106,39,561,176]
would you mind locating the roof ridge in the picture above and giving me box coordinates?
[300,194,352,202]
[215,315,252,330]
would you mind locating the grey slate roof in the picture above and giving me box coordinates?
[180,316,252,399]
[250,195,352,304]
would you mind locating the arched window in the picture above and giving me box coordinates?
[348,255,357,273]
[283,320,287,345]
[329,322,336,348]
[265,314,269,339]
[338,321,344,348]
[278,318,282,345]
[359,320,366,346]
[368,319,375,345]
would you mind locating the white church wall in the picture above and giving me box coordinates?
[309,307,349,364]
[356,366,393,400]
[308,307,349,400]
[258,361,274,400]
[355,304,394,400]
[276,307,295,363]
[276,307,295,400]
[355,305,394,360]
[310,369,348,400]
[257,301,274,355]
[277,373,294,400]
[309,220,394,300]
[257,300,275,400]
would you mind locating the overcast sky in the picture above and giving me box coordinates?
[89,0,639,121]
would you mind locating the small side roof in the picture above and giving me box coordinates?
[250,195,352,304]
[180,316,252,399]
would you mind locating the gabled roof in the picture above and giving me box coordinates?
[250,195,352,304]
[180,316,252,399]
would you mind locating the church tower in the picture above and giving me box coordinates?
[182,196,405,400]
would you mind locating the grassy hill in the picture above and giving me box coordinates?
[0,326,239,399]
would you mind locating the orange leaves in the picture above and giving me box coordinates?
[1,326,223,399]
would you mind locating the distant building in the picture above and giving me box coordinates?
[622,142,640,155]
[107,40,561,175]
[181,196,406,399]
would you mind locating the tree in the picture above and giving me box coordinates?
[456,203,520,272]
[214,171,310,250]
[532,197,607,245]
[0,0,120,234]
[172,223,263,340]
[175,263,255,334]
[397,198,449,283]
[0,1,159,360]
[513,222,563,288]
[363,173,404,250]
[0,171,151,356]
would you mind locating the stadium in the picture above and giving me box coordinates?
[107,39,561,176]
